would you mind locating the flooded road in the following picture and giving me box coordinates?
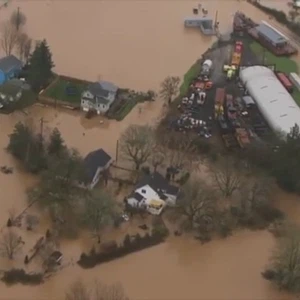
[0,0,299,299]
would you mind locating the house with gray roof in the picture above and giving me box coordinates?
[256,23,287,47]
[0,55,23,85]
[81,80,118,114]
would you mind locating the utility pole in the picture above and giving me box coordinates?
[16,7,20,31]
[115,140,119,162]
[40,117,44,139]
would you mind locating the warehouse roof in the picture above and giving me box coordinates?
[240,66,300,136]
[256,23,287,45]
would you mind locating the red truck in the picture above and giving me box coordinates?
[276,72,293,93]
[214,88,225,119]
[234,41,243,53]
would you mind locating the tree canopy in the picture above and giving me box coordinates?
[27,39,54,91]
[119,124,154,170]
[7,122,47,173]
[159,76,180,105]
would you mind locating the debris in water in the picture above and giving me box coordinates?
[0,165,13,174]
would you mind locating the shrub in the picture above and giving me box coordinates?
[2,269,43,285]
[78,232,167,269]
[152,218,169,238]
[262,269,278,281]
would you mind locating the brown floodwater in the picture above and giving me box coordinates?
[0,0,299,299]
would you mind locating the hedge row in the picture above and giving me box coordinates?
[78,229,168,269]
[2,269,43,286]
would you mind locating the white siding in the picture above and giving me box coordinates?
[240,66,300,136]
[135,185,160,200]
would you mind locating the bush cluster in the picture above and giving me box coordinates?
[1,269,43,286]
[78,227,169,269]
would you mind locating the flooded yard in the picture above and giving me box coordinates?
[0,0,299,299]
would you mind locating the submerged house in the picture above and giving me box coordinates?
[81,80,118,114]
[184,17,215,35]
[0,55,23,85]
[83,148,113,189]
[126,172,180,215]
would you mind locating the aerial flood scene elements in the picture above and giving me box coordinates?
[0,0,300,299]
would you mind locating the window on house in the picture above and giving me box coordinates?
[141,189,146,194]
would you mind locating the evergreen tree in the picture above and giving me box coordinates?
[48,128,65,156]
[7,122,47,173]
[7,122,32,161]
[27,39,54,92]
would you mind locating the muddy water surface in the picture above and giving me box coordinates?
[0,0,299,299]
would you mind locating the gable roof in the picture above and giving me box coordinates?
[136,172,179,196]
[87,81,118,99]
[84,148,112,181]
[0,55,22,74]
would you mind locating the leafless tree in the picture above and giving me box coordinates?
[65,280,91,300]
[161,133,199,172]
[0,229,23,259]
[65,280,129,300]
[25,214,39,230]
[1,20,19,55]
[17,32,32,62]
[211,158,242,197]
[159,76,180,105]
[176,179,216,230]
[239,176,273,212]
[10,8,27,31]
[94,282,129,300]
[150,145,165,172]
[119,125,154,170]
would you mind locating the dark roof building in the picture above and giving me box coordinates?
[0,55,23,74]
[84,148,112,184]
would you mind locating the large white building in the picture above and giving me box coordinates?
[240,66,300,136]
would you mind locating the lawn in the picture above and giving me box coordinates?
[179,61,201,96]
[292,89,300,105]
[43,76,89,104]
[249,42,298,73]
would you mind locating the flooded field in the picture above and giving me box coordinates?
[0,0,299,299]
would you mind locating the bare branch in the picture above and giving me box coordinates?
[65,280,91,300]
[1,21,19,55]
[211,158,241,197]
[119,125,154,170]
[0,229,23,260]
[159,76,180,105]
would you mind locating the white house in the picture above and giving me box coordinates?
[83,148,113,189]
[81,80,118,114]
[126,172,180,215]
